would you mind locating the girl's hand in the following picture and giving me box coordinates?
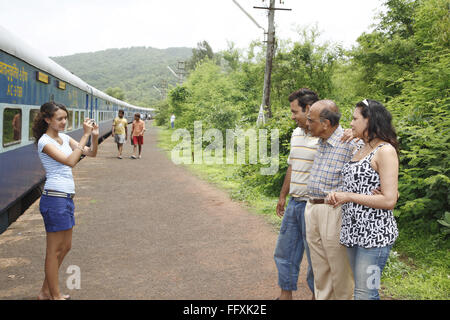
[83,118,94,135]
[326,192,350,208]
[92,121,99,137]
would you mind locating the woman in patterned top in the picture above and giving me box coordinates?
[326,99,399,300]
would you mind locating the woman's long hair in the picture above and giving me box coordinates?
[32,102,68,144]
[356,99,399,155]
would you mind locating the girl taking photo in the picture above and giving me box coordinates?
[32,101,99,300]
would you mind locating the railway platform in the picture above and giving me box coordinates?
[0,122,310,300]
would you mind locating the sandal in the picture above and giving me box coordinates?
[37,292,71,300]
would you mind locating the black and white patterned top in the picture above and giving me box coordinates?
[340,143,399,248]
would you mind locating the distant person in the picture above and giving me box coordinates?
[170,113,175,129]
[112,109,128,159]
[274,88,319,300]
[327,99,399,300]
[131,113,145,159]
[12,112,21,141]
[32,101,98,300]
[305,99,355,300]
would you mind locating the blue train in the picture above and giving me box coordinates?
[0,25,154,234]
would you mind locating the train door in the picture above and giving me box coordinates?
[85,94,89,120]
[95,98,98,123]
[90,95,93,119]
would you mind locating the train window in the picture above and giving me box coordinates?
[3,108,22,147]
[75,111,79,128]
[66,110,73,131]
[29,109,39,140]
[80,111,85,123]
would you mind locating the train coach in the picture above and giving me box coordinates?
[0,25,154,234]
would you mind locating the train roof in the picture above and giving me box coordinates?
[0,25,152,112]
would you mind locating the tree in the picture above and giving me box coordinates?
[186,41,215,71]
[351,0,419,100]
[105,87,125,100]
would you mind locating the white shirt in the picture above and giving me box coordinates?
[170,115,175,122]
[38,133,75,194]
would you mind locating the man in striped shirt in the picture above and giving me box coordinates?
[274,88,319,300]
[304,100,355,300]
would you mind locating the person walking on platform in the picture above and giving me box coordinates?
[131,112,145,159]
[32,101,98,300]
[112,109,128,159]
[304,100,356,300]
[326,99,399,300]
[274,88,319,300]
[170,113,175,129]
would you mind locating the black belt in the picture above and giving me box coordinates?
[43,190,75,199]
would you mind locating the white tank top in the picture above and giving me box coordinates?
[38,133,75,194]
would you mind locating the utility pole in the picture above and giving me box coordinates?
[167,65,183,85]
[153,85,163,99]
[177,61,187,84]
[161,79,168,99]
[260,0,275,119]
[254,0,291,120]
[167,62,187,85]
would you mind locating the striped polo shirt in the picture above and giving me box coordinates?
[287,127,319,198]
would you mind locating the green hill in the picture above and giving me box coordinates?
[52,46,192,107]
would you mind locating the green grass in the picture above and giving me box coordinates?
[156,125,450,300]
[381,223,450,300]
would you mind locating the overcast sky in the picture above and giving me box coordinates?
[0,0,384,57]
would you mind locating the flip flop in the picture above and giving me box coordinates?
[130,155,137,159]
[37,293,71,300]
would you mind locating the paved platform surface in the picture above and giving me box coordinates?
[0,123,310,300]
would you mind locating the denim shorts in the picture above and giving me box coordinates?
[39,194,75,232]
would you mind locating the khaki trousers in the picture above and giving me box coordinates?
[305,202,354,300]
